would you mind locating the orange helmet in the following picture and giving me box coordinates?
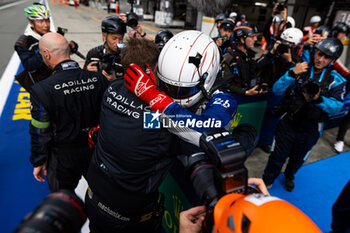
[214,193,322,233]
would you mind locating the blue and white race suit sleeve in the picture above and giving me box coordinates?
[162,92,237,146]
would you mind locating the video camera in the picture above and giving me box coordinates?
[127,0,138,29]
[14,190,86,233]
[183,126,258,232]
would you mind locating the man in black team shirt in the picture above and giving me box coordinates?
[30,32,109,192]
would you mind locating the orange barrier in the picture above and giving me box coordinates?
[115,3,119,14]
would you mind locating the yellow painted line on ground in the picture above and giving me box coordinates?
[341,39,350,45]
[139,23,158,33]
[202,18,215,23]
[91,16,102,23]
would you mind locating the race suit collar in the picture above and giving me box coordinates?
[53,60,80,72]
[24,27,42,41]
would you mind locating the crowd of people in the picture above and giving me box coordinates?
[13,1,350,233]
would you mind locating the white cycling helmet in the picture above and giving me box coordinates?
[287,16,295,28]
[24,3,50,21]
[157,30,220,108]
[310,15,321,24]
[229,12,237,18]
[280,28,303,45]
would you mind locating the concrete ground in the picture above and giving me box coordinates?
[49,1,350,179]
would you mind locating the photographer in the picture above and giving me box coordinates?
[84,16,126,81]
[15,3,79,92]
[222,23,268,96]
[260,2,291,55]
[119,12,153,41]
[154,29,173,51]
[14,3,52,92]
[235,14,247,27]
[257,27,303,88]
[214,13,228,32]
[214,18,235,54]
[263,38,346,192]
[302,15,322,42]
[229,12,237,22]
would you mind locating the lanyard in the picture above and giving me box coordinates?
[310,66,326,83]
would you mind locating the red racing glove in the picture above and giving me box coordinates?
[88,125,100,148]
[124,63,173,112]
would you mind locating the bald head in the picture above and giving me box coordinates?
[39,32,70,69]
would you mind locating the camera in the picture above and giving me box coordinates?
[14,190,86,233]
[126,12,138,29]
[256,83,268,92]
[221,36,232,48]
[277,42,290,54]
[126,0,138,29]
[183,127,258,232]
[184,126,258,208]
[268,78,320,118]
[274,0,288,13]
[91,53,124,76]
[301,79,320,99]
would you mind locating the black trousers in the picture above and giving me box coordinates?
[46,145,93,192]
[85,190,162,233]
[337,111,350,141]
[263,117,321,185]
[331,180,350,233]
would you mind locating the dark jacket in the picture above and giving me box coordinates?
[222,47,258,95]
[14,31,52,92]
[30,60,109,166]
[87,79,180,212]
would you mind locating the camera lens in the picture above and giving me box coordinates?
[14,190,86,233]
[186,152,221,208]
[127,12,138,29]
[277,43,289,54]
[301,80,320,98]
